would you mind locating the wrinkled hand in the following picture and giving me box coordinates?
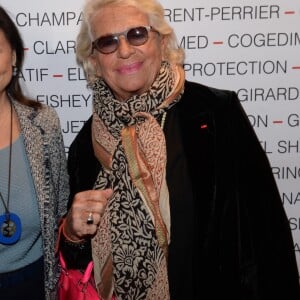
[64,189,113,241]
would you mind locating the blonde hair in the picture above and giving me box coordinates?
[76,0,185,83]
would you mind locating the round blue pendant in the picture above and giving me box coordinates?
[0,213,22,245]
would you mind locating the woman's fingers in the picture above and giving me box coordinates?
[64,189,113,240]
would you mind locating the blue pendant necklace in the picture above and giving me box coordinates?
[0,100,22,245]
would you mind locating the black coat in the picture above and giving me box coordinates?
[67,80,300,299]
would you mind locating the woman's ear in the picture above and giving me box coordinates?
[160,35,167,61]
[88,54,101,77]
[12,50,17,66]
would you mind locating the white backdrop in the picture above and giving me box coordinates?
[2,0,299,275]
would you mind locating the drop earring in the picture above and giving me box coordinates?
[12,66,18,76]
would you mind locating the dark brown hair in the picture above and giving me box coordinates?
[0,6,41,108]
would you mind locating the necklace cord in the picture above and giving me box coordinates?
[0,100,13,220]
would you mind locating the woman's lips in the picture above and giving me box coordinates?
[117,62,142,74]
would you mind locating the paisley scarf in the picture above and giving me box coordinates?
[91,61,185,300]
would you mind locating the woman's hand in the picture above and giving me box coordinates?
[63,189,113,242]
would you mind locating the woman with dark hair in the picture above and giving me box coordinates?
[0,6,69,299]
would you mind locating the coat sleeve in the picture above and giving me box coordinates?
[225,91,300,297]
[61,116,98,269]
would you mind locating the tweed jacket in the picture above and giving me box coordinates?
[65,80,300,299]
[12,99,69,300]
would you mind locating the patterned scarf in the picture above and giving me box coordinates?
[91,61,185,300]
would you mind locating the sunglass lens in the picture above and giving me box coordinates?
[127,27,148,46]
[97,36,118,54]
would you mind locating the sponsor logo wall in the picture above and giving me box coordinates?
[2,0,300,275]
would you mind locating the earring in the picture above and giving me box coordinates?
[12,66,18,76]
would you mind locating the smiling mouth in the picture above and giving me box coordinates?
[117,62,142,74]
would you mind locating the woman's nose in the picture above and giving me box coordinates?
[117,35,135,58]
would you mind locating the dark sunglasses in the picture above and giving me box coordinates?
[91,26,158,54]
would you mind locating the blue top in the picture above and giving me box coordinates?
[0,135,42,272]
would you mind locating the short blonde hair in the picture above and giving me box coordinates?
[76,0,185,83]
